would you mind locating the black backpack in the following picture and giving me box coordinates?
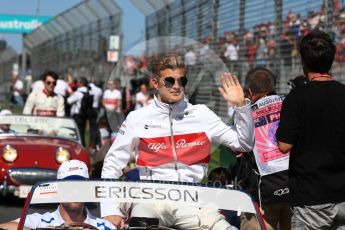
[79,91,94,118]
[230,152,260,202]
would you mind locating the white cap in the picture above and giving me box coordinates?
[57,160,89,179]
[0,110,12,116]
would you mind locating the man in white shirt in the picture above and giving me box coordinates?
[54,79,72,97]
[54,78,73,116]
[0,109,15,134]
[101,54,254,229]
[10,74,24,105]
[23,71,65,117]
[224,43,239,61]
[199,39,210,63]
[224,36,239,72]
[102,79,123,132]
[89,81,103,148]
[134,80,151,110]
[103,79,121,113]
[184,47,197,66]
[0,160,115,230]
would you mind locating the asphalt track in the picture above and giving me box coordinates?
[0,195,25,223]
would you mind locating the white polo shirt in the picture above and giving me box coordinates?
[89,83,103,109]
[67,87,88,116]
[17,207,115,229]
[54,79,72,97]
[13,79,24,96]
[103,89,121,112]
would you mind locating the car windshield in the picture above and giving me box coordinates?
[19,180,264,230]
[0,115,79,142]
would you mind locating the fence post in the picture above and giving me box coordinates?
[324,0,334,34]
[274,0,283,93]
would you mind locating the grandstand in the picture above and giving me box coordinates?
[1,0,344,119]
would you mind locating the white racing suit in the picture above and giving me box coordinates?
[101,96,254,229]
[16,207,114,229]
[23,90,65,117]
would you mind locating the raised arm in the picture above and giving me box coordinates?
[218,72,245,107]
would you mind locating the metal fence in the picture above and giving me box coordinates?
[142,0,339,91]
[0,47,17,101]
[1,0,343,119]
[131,0,345,118]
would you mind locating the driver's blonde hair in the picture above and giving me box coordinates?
[152,55,185,77]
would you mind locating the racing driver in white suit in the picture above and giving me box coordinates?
[101,54,255,229]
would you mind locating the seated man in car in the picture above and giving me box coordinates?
[0,110,15,134]
[0,160,115,230]
[0,123,15,134]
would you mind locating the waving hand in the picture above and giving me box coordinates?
[218,72,246,107]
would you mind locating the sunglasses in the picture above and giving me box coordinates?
[160,76,188,88]
[46,81,56,86]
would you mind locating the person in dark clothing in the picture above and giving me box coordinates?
[208,167,232,187]
[207,168,240,229]
[287,75,308,91]
[113,78,132,117]
[67,77,90,146]
[276,30,345,229]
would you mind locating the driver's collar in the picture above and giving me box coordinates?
[153,94,187,116]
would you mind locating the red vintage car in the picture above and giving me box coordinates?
[0,115,90,198]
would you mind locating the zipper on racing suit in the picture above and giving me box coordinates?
[169,105,180,182]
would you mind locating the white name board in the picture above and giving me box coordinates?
[30,180,257,213]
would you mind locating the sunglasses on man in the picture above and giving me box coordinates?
[46,80,56,86]
[159,76,188,88]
